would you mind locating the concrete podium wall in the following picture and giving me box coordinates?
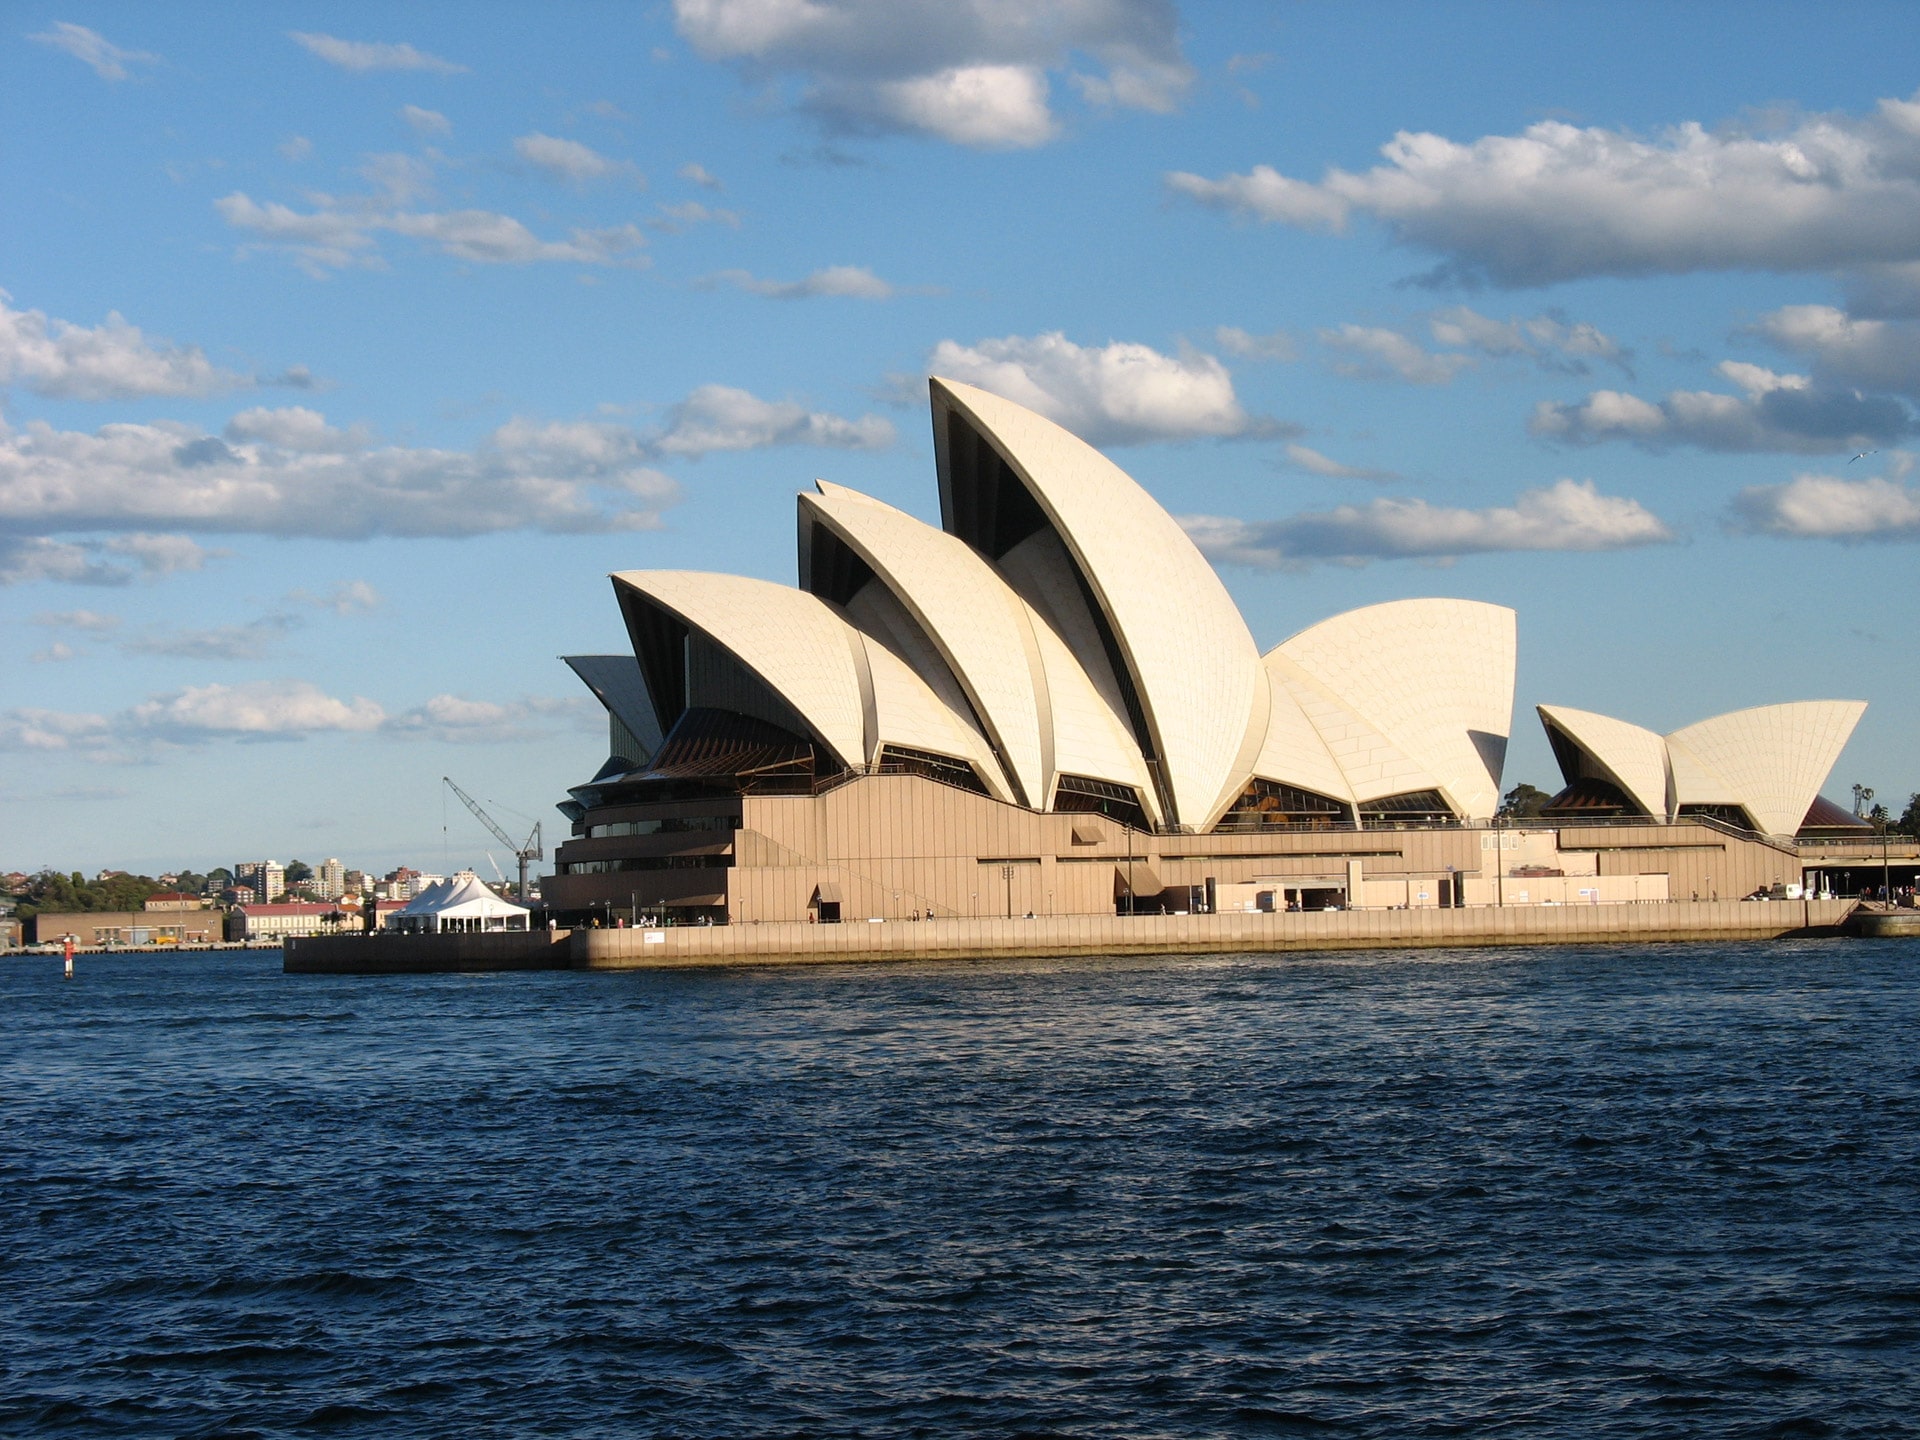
[572,899,1855,971]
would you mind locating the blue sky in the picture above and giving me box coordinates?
[5,2,1918,877]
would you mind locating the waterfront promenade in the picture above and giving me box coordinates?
[284,898,1860,974]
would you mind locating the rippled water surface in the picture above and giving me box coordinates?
[5,941,1919,1437]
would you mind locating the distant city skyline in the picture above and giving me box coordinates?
[4,3,1918,875]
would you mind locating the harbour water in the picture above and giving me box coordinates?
[5,941,1917,1437]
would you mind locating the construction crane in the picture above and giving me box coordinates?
[443,776,542,902]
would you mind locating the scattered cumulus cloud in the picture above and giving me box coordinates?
[648,200,741,233]
[29,22,159,81]
[119,614,300,662]
[383,693,595,743]
[0,411,679,540]
[655,386,895,456]
[513,133,641,184]
[1182,479,1672,569]
[31,641,76,664]
[0,533,217,588]
[1213,326,1297,363]
[1752,304,1920,401]
[297,579,381,614]
[400,105,452,136]
[927,332,1260,445]
[1281,443,1397,482]
[671,0,1192,149]
[1530,361,1914,454]
[0,383,893,547]
[225,406,372,452]
[290,32,466,76]
[1428,306,1631,375]
[1730,470,1920,541]
[0,291,251,400]
[216,190,649,275]
[1,682,591,756]
[32,609,120,632]
[1320,324,1472,385]
[679,162,723,189]
[703,265,911,300]
[1165,89,1920,298]
[277,135,314,162]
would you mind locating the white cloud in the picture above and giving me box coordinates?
[131,680,386,742]
[513,133,640,184]
[679,162,723,189]
[648,200,741,233]
[119,615,300,662]
[705,264,904,300]
[1429,306,1630,375]
[655,386,895,456]
[1182,479,1672,568]
[0,291,250,400]
[0,679,385,756]
[1166,91,1920,290]
[290,32,465,75]
[30,641,76,664]
[29,22,159,81]
[0,708,115,752]
[672,0,1190,149]
[216,190,650,273]
[1282,443,1396,482]
[1213,326,1297,362]
[303,579,381,615]
[1530,363,1914,453]
[926,332,1254,445]
[400,105,452,136]
[32,609,120,632]
[0,533,217,588]
[383,692,595,743]
[0,412,679,540]
[278,135,314,162]
[1320,324,1471,385]
[1730,472,1920,540]
[225,406,372,452]
[1752,304,1920,401]
[868,65,1056,148]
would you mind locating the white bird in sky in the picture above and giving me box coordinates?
[1848,449,1877,463]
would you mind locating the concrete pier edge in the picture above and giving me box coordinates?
[282,899,1882,975]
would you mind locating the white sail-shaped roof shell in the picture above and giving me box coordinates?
[611,570,1007,795]
[933,377,1262,828]
[1266,655,1439,805]
[614,570,868,768]
[1272,599,1515,820]
[1666,701,1866,837]
[801,484,1046,807]
[1537,704,1670,817]
[1248,663,1358,807]
[1537,698,1866,835]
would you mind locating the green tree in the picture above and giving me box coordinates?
[285,859,313,885]
[1897,793,1920,839]
[12,868,161,922]
[205,867,233,894]
[1499,783,1551,819]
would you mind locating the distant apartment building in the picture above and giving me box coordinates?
[234,860,286,903]
[317,858,345,901]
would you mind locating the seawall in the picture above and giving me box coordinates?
[573,898,1856,969]
[283,899,1859,975]
[283,929,572,974]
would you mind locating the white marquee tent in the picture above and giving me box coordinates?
[388,872,531,933]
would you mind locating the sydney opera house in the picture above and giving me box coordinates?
[545,379,1878,924]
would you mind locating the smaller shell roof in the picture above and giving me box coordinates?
[397,873,528,918]
[1537,704,1669,818]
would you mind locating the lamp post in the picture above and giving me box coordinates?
[1001,864,1013,919]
